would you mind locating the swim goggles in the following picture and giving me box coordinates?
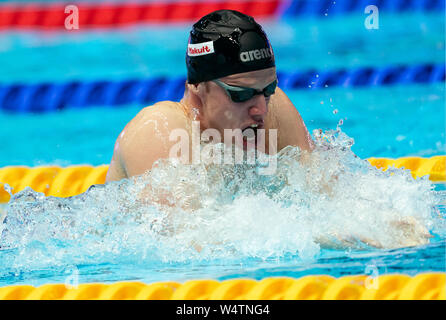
[212,79,278,103]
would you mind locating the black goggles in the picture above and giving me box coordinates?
[212,79,278,103]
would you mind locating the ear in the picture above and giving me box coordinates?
[185,82,206,109]
[186,82,204,96]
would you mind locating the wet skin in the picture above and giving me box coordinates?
[104,67,433,249]
[106,67,314,182]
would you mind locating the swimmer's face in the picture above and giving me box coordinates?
[196,67,277,147]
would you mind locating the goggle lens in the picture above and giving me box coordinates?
[214,79,278,103]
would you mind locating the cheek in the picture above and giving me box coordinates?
[205,91,245,127]
[221,104,246,125]
[223,109,235,122]
[208,94,235,122]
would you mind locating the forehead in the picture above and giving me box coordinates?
[219,67,277,88]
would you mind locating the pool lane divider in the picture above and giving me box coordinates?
[0,0,444,30]
[0,156,444,203]
[0,273,444,300]
[0,0,280,29]
[280,0,445,18]
[0,63,444,113]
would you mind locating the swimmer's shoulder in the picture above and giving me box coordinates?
[267,87,314,152]
[121,100,190,148]
[133,101,190,129]
[107,101,190,180]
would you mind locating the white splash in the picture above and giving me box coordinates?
[0,129,444,274]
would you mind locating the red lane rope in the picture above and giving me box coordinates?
[0,1,280,29]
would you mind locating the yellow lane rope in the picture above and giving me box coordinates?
[0,158,444,300]
[0,273,444,300]
[0,156,444,203]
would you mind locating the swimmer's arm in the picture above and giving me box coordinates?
[271,87,314,153]
[106,140,128,182]
[315,216,432,250]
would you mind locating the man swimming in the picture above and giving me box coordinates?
[103,10,433,249]
[106,9,313,182]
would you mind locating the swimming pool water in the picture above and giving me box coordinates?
[0,13,443,82]
[1,239,444,287]
[0,83,443,167]
[0,138,444,287]
[0,12,444,166]
[0,5,445,287]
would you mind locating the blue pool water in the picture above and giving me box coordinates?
[0,7,445,287]
[0,140,445,287]
[1,83,444,167]
[1,13,444,82]
[0,82,444,168]
[2,241,445,287]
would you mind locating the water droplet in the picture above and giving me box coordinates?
[3,183,12,195]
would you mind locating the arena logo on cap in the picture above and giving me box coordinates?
[188,41,215,57]
[240,48,272,62]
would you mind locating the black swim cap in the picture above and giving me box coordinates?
[186,10,275,84]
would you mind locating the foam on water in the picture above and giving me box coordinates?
[0,129,444,276]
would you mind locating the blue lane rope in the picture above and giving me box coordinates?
[0,63,444,113]
[279,0,445,18]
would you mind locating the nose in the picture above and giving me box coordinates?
[248,94,268,118]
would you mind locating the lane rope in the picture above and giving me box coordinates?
[0,156,444,203]
[0,0,443,30]
[0,273,444,300]
[0,0,280,29]
[1,63,444,113]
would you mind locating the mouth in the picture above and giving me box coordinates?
[242,123,263,142]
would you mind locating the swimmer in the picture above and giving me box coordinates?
[106,10,314,182]
[104,10,432,249]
